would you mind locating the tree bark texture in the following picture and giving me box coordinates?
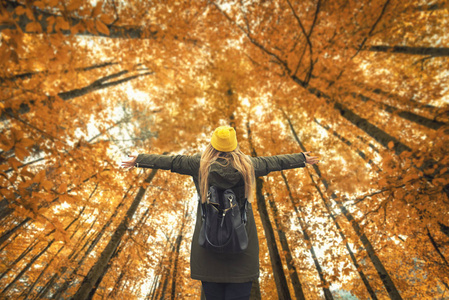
[71,169,158,300]
[266,187,308,300]
[286,116,404,300]
[2,0,158,39]
[279,174,334,300]
[368,45,449,57]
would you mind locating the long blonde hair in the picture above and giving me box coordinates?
[199,144,255,203]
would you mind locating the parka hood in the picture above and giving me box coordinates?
[208,158,244,189]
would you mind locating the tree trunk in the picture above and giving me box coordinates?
[22,244,65,299]
[247,122,292,300]
[0,240,54,297]
[71,168,158,300]
[0,239,39,282]
[0,61,118,83]
[293,76,449,200]
[367,45,449,57]
[286,115,403,300]
[426,227,449,267]
[86,242,122,300]
[35,213,100,299]
[255,177,293,300]
[265,185,307,300]
[1,69,153,121]
[313,116,449,239]
[0,218,30,247]
[2,0,158,39]
[278,174,334,300]
[314,119,380,170]
[282,170,379,299]
[51,187,133,299]
[170,207,188,300]
[352,92,447,130]
[157,243,176,300]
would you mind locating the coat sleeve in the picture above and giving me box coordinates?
[250,153,306,177]
[135,153,201,176]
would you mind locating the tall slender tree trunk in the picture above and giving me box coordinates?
[313,119,380,170]
[1,171,100,247]
[0,218,30,247]
[367,45,449,57]
[170,206,189,300]
[0,239,39,281]
[292,75,449,200]
[1,69,153,120]
[314,116,449,240]
[157,242,176,300]
[22,244,65,299]
[71,169,158,300]
[281,171,379,299]
[0,240,54,297]
[51,186,136,299]
[85,242,123,300]
[265,185,308,300]
[2,0,159,39]
[351,92,447,130]
[285,115,403,299]
[35,215,100,299]
[277,174,334,300]
[247,122,292,300]
[426,227,449,267]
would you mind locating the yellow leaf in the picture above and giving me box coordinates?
[92,4,102,18]
[15,6,27,15]
[33,1,45,9]
[388,141,394,149]
[41,180,53,191]
[0,137,13,152]
[20,138,34,147]
[100,14,115,25]
[25,22,42,33]
[9,157,21,173]
[71,22,85,35]
[95,19,109,36]
[15,146,29,160]
[56,17,70,31]
[67,0,82,11]
[57,183,68,194]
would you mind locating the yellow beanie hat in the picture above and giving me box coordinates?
[211,126,238,152]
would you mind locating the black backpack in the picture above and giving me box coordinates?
[198,186,248,254]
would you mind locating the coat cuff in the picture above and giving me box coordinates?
[135,154,173,170]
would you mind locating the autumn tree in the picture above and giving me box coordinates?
[1,0,447,299]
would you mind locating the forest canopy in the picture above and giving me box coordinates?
[0,0,448,299]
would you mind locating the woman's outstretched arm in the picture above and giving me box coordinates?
[121,153,201,176]
[250,151,319,177]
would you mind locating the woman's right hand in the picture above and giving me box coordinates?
[121,154,138,169]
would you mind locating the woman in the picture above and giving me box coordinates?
[121,126,319,300]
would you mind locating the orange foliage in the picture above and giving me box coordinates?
[0,0,448,299]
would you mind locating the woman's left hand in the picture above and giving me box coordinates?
[303,152,319,165]
[121,154,138,169]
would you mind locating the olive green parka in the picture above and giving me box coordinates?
[135,152,306,283]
